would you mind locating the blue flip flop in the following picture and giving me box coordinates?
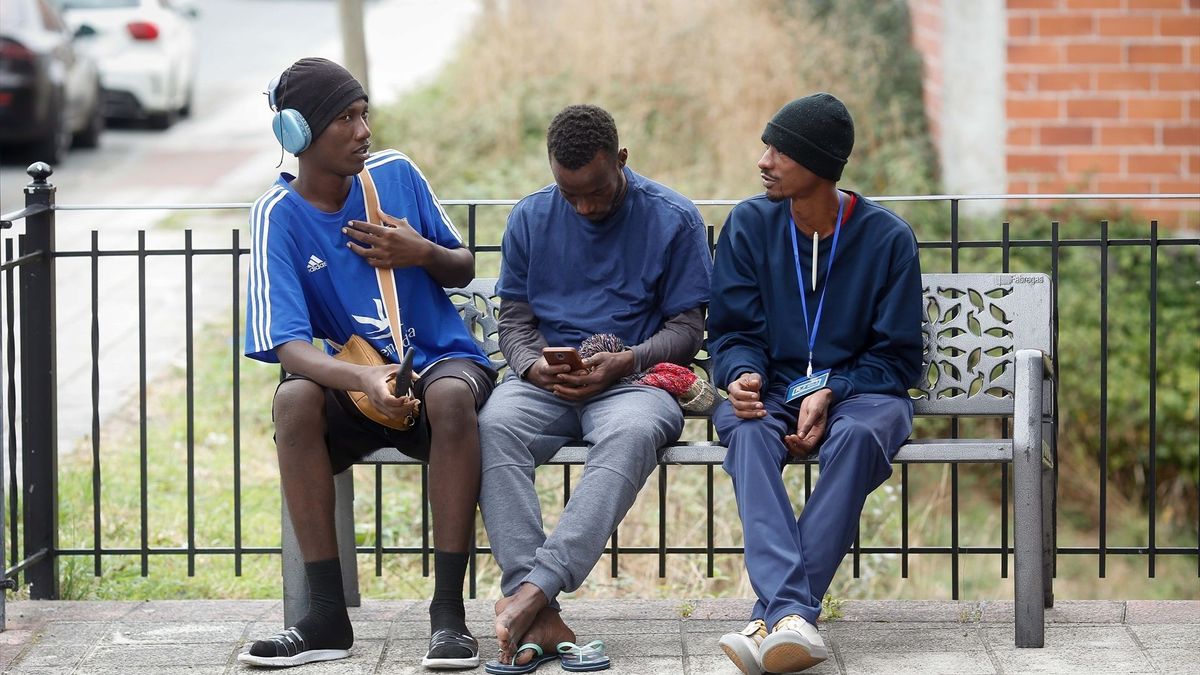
[484,643,561,674]
[557,640,611,672]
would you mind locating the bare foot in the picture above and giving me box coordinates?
[511,607,576,666]
[494,583,548,663]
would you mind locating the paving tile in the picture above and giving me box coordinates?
[121,600,275,622]
[30,621,111,646]
[978,599,1128,625]
[81,642,235,667]
[1125,600,1200,624]
[822,626,986,652]
[990,647,1155,674]
[1128,623,1200,648]
[104,621,247,644]
[7,601,137,622]
[2,667,77,675]
[76,667,227,675]
[1144,647,1200,674]
[567,618,680,636]
[5,642,86,670]
[984,624,1139,650]
[835,600,980,623]
[841,650,997,674]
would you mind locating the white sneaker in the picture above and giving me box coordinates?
[718,619,767,675]
[759,614,829,673]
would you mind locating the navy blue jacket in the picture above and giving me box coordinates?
[708,192,923,402]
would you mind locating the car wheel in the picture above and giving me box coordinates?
[74,98,105,149]
[179,84,194,118]
[29,101,69,164]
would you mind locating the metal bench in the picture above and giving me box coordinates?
[282,272,1055,647]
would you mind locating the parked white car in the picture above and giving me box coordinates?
[49,0,197,129]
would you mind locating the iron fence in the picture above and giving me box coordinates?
[1,162,1197,620]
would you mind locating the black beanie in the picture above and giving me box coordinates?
[761,93,854,182]
[276,57,367,144]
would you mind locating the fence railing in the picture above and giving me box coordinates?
[2,162,1197,626]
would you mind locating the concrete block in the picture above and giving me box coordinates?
[825,626,986,652]
[989,647,1154,674]
[1125,600,1200,624]
[104,621,246,644]
[81,643,233,667]
[1144,647,1200,674]
[841,650,996,674]
[984,625,1139,650]
[1128,623,1200,648]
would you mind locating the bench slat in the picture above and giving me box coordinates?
[356,438,1012,467]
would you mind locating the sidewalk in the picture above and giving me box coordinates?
[1,599,1196,673]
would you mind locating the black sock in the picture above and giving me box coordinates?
[429,550,470,635]
[293,558,354,649]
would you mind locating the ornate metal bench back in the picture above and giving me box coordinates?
[914,273,1052,416]
[446,273,1051,417]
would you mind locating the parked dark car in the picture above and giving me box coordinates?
[0,0,104,164]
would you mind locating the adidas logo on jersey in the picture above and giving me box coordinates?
[306,255,327,273]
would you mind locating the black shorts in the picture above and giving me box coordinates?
[275,357,496,472]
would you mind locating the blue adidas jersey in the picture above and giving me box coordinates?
[244,149,489,374]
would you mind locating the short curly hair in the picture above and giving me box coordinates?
[547,104,619,170]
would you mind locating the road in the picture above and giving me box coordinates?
[0,0,480,450]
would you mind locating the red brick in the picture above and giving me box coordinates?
[1097,178,1154,192]
[1190,154,1200,175]
[1157,178,1200,192]
[1007,178,1034,194]
[1008,126,1038,145]
[1099,124,1158,145]
[1129,44,1186,65]
[1009,15,1035,37]
[1009,0,1060,8]
[1191,43,1200,66]
[1066,152,1120,172]
[1065,0,1122,7]
[1127,0,1184,8]
[1038,14,1095,36]
[1163,125,1200,145]
[1157,72,1200,91]
[1008,153,1062,172]
[1010,43,1063,65]
[1097,15,1157,36]
[1066,97,1122,118]
[1067,43,1123,64]
[1159,15,1200,36]
[1008,97,1063,119]
[1128,153,1183,173]
[1037,72,1093,91]
[1127,97,1185,119]
[1041,124,1096,145]
[1008,72,1035,92]
[1096,70,1154,91]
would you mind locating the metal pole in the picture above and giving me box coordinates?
[338,0,369,93]
[18,163,58,599]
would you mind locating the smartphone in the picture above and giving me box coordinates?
[393,348,415,397]
[543,346,587,372]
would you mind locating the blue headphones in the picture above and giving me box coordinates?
[266,68,312,154]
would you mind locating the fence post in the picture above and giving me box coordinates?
[19,163,58,599]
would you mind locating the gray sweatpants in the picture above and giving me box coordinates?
[478,376,684,602]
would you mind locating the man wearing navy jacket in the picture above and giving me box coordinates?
[708,93,923,675]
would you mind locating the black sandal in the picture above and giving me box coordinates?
[422,628,481,669]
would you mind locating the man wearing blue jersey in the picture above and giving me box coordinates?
[239,58,494,670]
[709,94,923,675]
[478,104,713,671]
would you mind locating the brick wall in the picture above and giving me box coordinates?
[909,0,944,150]
[909,0,1200,226]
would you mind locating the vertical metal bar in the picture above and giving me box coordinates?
[468,204,477,252]
[998,218,1008,576]
[658,466,667,578]
[852,528,861,577]
[468,548,477,600]
[138,230,149,576]
[1002,221,1010,579]
[375,465,383,577]
[19,165,58,598]
[610,527,619,578]
[1099,220,1108,578]
[901,463,908,578]
[1050,219,1061,577]
[422,464,430,576]
[5,239,17,570]
[706,464,714,578]
[90,231,101,576]
[563,465,570,503]
[231,229,243,576]
[185,230,196,576]
[1147,220,1157,578]
[804,463,812,500]
[949,199,960,601]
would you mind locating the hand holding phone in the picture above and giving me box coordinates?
[543,346,587,372]
[393,348,415,397]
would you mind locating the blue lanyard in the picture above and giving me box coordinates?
[788,192,845,376]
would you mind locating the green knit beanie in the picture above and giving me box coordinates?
[761,92,854,182]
